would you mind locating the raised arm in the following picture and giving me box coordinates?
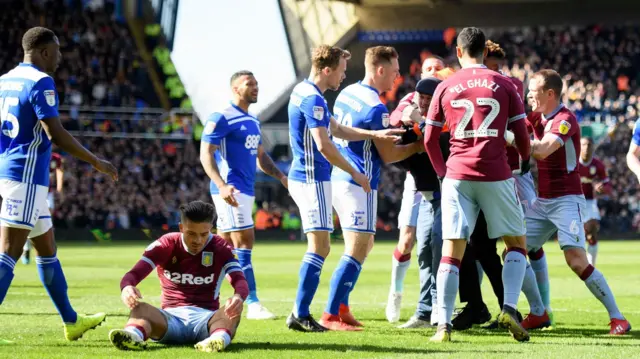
[329,116,403,142]
[309,127,371,193]
[33,78,117,181]
[530,115,575,161]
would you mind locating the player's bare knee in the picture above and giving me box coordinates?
[1,227,31,259]
[307,232,330,258]
[130,302,156,319]
[563,248,589,275]
[30,229,56,257]
[502,235,526,250]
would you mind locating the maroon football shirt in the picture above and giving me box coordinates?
[121,232,247,311]
[425,65,527,181]
[579,157,609,200]
[534,105,583,199]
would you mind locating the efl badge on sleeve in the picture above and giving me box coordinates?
[44,90,56,107]
[558,120,571,135]
[202,251,213,267]
[382,113,390,128]
[313,106,324,120]
[204,121,216,135]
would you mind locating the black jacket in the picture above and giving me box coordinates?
[395,124,451,192]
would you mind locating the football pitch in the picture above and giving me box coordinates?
[1,239,639,358]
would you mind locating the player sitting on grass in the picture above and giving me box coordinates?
[109,201,249,352]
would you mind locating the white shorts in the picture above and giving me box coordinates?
[398,175,421,228]
[332,181,378,234]
[211,193,254,233]
[525,195,587,251]
[584,199,601,221]
[441,177,525,240]
[47,191,55,211]
[514,172,537,214]
[289,180,333,233]
[157,306,216,344]
[0,179,52,238]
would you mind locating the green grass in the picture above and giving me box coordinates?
[1,239,639,358]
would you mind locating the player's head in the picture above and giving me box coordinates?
[484,40,505,72]
[528,69,563,113]
[421,56,444,79]
[364,46,399,92]
[22,27,61,74]
[456,27,487,66]
[415,77,441,115]
[230,70,258,104]
[581,137,594,159]
[311,45,351,91]
[179,201,215,254]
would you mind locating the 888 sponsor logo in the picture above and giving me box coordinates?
[245,134,260,155]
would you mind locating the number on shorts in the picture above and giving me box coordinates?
[333,107,352,147]
[451,98,500,139]
[0,97,20,139]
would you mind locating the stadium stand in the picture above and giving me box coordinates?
[1,2,637,236]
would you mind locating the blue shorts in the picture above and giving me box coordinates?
[525,195,587,251]
[156,306,216,344]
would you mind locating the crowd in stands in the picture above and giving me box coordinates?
[4,7,638,236]
[0,0,154,110]
[385,25,640,234]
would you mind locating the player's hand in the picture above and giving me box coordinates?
[519,157,531,175]
[280,175,288,189]
[121,285,143,310]
[220,184,239,207]
[374,128,405,143]
[504,130,515,146]
[93,159,118,182]
[594,182,604,194]
[224,294,244,319]
[352,172,372,193]
[401,103,423,125]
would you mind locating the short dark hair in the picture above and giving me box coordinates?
[485,40,505,59]
[457,27,486,58]
[533,69,563,99]
[22,27,57,53]
[179,201,215,224]
[230,70,253,86]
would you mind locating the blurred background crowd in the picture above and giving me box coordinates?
[4,0,639,236]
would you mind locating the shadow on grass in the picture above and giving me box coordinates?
[0,312,129,317]
[227,342,519,354]
[461,326,640,342]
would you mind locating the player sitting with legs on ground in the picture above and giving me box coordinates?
[385,56,446,323]
[285,45,403,332]
[200,71,288,320]
[109,201,249,352]
[518,69,630,335]
[578,137,611,267]
[322,46,424,331]
[0,27,118,343]
[423,27,533,342]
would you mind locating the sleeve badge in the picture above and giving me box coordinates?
[558,120,571,135]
